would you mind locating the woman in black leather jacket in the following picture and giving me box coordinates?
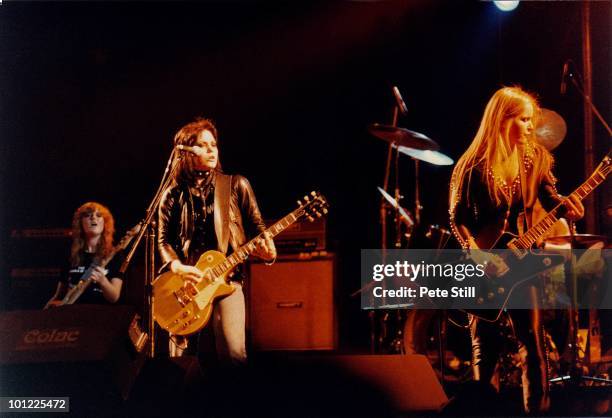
[158,117,276,364]
[449,87,584,414]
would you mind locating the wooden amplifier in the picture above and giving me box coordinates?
[248,254,336,350]
[265,216,326,253]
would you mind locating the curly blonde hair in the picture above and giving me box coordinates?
[70,202,115,267]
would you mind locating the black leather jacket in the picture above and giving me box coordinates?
[157,172,267,271]
[450,165,563,249]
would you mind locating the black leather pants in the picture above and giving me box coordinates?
[470,285,550,414]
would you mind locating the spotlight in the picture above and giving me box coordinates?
[493,1,520,12]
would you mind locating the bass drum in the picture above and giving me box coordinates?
[403,309,472,383]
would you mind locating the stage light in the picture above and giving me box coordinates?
[493,1,520,12]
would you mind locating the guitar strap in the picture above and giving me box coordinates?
[518,146,533,236]
[214,172,232,254]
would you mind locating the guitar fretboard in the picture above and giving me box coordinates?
[209,208,304,278]
[513,163,610,250]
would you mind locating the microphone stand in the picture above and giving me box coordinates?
[567,67,612,137]
[552,65,612,388]
[120,148,181,358]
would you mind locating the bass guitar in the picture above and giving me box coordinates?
[44,224,141,308]
[153,191,329,336]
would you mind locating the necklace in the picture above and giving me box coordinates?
[487,141,534,199]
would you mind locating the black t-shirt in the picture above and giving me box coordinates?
[188,183,245,281]
[189,183,218,264]
[60,251,124,304]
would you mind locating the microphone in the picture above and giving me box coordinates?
[392,86,408,116]
[560,61,570,95]
[176,144,204,157]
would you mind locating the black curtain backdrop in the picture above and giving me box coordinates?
[1,0,609,347]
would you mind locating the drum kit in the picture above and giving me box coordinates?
[369,122,453,250]
[364,95,611,389]
[365,93,457,363]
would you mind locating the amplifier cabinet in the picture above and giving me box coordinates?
[265,217,326,253]
[0,305,146,401]
[248,255,336,351]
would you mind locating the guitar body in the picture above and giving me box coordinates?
[152,190,329,336]
[465,250,565,321]
[462,155,611,321]
[153,250,236,336]
[473,221,515,250]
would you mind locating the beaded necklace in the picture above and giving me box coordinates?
[487,141,534,201]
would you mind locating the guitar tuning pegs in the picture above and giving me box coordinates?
[316,213,322,218]
[323,208,328,214]
[311,191,317,197]
[307,216,314,222]
[304,195,310,202]
[297,200,302,206]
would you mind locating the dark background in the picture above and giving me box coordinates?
[1,0,609,349]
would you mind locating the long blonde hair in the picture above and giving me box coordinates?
[70,202,115,267]
[450,86,554,210]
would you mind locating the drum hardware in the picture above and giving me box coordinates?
[368,123,440,151]
[425,225,452,251]
[377,186,415,228]
[544,229,611,387]
[396,146,454,166]
[362,87,457,355]
[544,234,608,248]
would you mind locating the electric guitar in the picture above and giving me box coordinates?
[153,191,329,336]
[44,224,141,309]
[468,153,611,320]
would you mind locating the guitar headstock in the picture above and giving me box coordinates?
[597,153,612,178]
[116,224,142,250]
[297,191,329,222]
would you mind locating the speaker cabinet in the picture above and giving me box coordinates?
[248,255,336,350]
[0,305,146,401]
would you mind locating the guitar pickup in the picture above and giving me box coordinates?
[507,240,528,259]
[173,282,199,307]
[173,288,191,307]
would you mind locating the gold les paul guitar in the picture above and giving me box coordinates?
[152,191,329,336]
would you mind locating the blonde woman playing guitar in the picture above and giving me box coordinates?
[45,202,124,307]
[449,87,585,415]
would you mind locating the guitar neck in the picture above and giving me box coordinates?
[212,207,304,277]
[513,169,608,249]
[61,247,121,304]
[57,224,140,306]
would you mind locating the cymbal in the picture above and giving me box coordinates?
[397,146,454,166]
[377,187,414,226]
[368,123,439,151]
[545,234,607,248]
[535,108,567,151]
